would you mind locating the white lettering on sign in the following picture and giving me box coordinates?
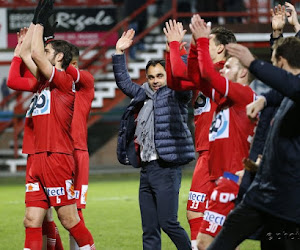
[56,11,114,31]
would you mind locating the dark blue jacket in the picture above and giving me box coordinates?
[113,54,195,168]
[244,59,300,224]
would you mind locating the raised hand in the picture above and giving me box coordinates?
[163,19,186,43]
[115,29,135,54]
[270,4,286,37]
[14,27,28,57]
[189,14,210,40]
[225,43,255,68]
[285,2,300,33]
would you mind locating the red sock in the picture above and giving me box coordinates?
[189,217,203,240]
[68,220,95,249]
[24,227,43,250]
[77,209,85,224]
[55,226,64,250]
[42,220,56,250]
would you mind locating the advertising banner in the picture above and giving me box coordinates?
[7,7,117,48]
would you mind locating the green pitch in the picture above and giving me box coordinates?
[0,171,259,249]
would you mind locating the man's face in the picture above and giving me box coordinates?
[146,63,167,91]
[44,44,56,66]
[220,57,242,82]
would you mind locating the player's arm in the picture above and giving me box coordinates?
[169,41,189,80]
[66,66,95,89]
[7,57,39,92]
[198,37,255,105]
[31,0,55,80]
[19,23,39,78]
[166,47,195,91]
[31,24,54,80]
[19,0,43,78]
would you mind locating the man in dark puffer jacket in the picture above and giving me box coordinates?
[113,29,195,250]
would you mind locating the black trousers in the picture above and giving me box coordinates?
[208,201,300,250]
[139,160,191,250]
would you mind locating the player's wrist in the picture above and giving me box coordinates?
[272,29,283,38]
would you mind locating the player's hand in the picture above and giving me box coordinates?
[14,27,28,57]
[163,19,186,43]
[270,4,286,38]
[246,96,266,121]
[189,14,210,40]
[225,43,255,68]
[285,2,300,33]
[115,29,135,54]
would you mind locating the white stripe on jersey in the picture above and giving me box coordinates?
[75,68,80,84]
[224,78,229,97]
[49,66,55,82]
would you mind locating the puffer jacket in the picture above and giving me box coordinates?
[113,54,195,168]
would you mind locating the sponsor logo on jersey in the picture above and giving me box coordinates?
[203,210,226,226]
[194,93,211,116]
[209,109,229,141]
[81,185,88,205]
[188,191,206,203]
[65,179,75,200]
[25,182,40,192]
[46,187,65,197]
[27,88,51,117]
[26,94,38,117]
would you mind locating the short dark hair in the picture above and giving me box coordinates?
[69,43,79,59]
[145,59,165,73]
[211,27,237,46]
[211,27,236,59]
[47,40,72,70]
[273,36,300,69]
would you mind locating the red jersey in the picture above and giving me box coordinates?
[27,67,75,154]
[167,41,225,152]
[66,66,94,150]
[196,38,257,180]
[7,57,39,154]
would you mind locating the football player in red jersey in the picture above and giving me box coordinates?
[163,19,237,250]
[19,0,95,249]
[187,15,256,250]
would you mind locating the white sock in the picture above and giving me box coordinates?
[192,239,198,250]
[69,235,80,250]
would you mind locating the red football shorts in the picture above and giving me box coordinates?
[187,150,211,213]
[25,152,76,208]
[199,177,239,237]
[73,149,89,209]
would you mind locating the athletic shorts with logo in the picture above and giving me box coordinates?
[25,152,76,209]
[187,150,212,213]
[199,177,239,237]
